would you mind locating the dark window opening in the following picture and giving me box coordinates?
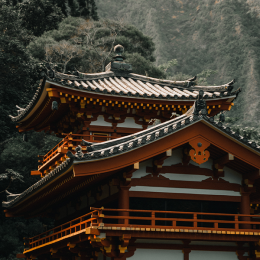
[128,198,239,228]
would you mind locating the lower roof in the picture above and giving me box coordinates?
[3,104,260,213]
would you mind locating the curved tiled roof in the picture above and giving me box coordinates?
[2,158,72,208]
[9,69,240,123]
[50,70,237,98]
[3,105,260,209]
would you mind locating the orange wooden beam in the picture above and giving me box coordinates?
[73,121,260,177]
[31,171,41,176]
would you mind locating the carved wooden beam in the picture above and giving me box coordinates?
[214,153,234,168]
[247,169,260,182]
[213,153,234,179]
[152,149,172,176]
[182,147,191,166]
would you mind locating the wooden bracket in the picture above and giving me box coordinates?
[182,147,191,166]
[50,248,58,254]
[152,149,172,176]
[67,242,76,249]
[90,235,134,259]
[122,164,139,185]
[247,169,260,182]
[213,153,234,180]
[214,153,234,168]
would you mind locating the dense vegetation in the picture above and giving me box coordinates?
[0,1,165,259]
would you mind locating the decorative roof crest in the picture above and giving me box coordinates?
[193,90,208,117]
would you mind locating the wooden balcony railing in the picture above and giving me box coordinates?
[27,209,100,250]
[38,133,118,174]
[25,208,260,251]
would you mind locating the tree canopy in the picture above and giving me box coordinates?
[27,17,165,78]
[18,0,64,37]
[0,1,40,142]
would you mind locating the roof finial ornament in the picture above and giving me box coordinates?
[106,44,132,72]
[193,90,208,116]
[113,44,124,61]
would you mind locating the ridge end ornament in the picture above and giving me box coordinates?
[189,137,210,165]
[193,90,208,116]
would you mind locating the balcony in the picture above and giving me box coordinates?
[24,208,260,253]
[35,133,118,176]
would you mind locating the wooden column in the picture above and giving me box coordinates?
[182,240,191,260]
[118,186,130,225]
[182,248,191,260]
[240,191,251,229]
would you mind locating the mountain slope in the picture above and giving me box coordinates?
[96,0,260,125]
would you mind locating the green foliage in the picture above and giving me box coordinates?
[89,0,98,21]
[75,0,99,20]
[0,132,60,260]
[68,0,79,16]
[196,69,217,85]
[18,0,64,37]
[0,217,44,260]
[0,1,39,142]
[0,169,23,184]
[158,59,178,73]
[125,53,165,78]
[167,72,192,81]
[27,17,163,77]
[56,0,68,16]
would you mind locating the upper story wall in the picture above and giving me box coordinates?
[130,147,242,202]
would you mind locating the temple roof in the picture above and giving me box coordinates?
[10,69,240,124]
[3,104,260,211]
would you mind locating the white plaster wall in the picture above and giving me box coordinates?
[90,115,112,127]
[117,117,143,129]
[163,148,183,166]
[222,166,242,185]
[190,250,238,260]
[135,239,183,244]
[129,186,241,197]
[163,173,209,182]
[132,159,153,179]
[190,241,237,246]
[130,148,242,197]
[128,248,183,260]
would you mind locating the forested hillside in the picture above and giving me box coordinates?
[96,0,260,125]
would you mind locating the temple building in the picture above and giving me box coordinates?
[3,45,260,260]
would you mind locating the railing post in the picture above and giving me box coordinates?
[214,222,218,229]
[193,213,197,228]
[235,215,239,230]
[98,208,104,227]
[118,186,130,225]
[240,190,251,229]
[151,212,155,227]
